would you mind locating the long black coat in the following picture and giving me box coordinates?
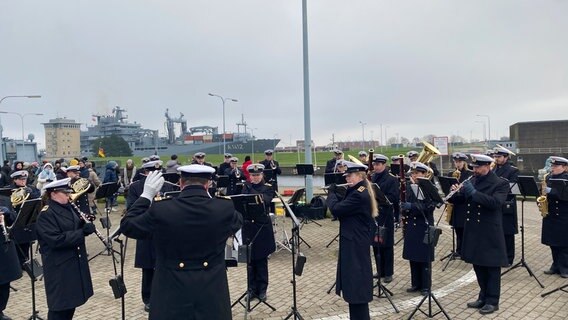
[460,171,509,267]
[241,182,276,260]
[402,181,436,263]
[36,199,94,311]
[371,170,399,247]
[542,172,568,247]
[493,162,519,235]
[259,159,282,191]
[126,176,178,269]
[223,167,245,196]
[447,168,474,228]
[0,199,23,285]
[121,186,243,320]
[326,180,375,304]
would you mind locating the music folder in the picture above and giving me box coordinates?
[324,173,347,186]
[438,176,459,196]
[417,177,444,207]
[517,176,540,198]
[229,194,267,222]
[295,164,314,175]
[162,173,180,184]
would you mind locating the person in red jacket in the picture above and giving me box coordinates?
[242,156,252,182]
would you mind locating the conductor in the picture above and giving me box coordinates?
[121,166,242,319]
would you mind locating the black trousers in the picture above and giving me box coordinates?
[473,265,501,306]
[373,245,394,277]
[141,268,154,304]
[550,246,568,275]
[409,261,430,290]
[0,283,9,312]
[348,303,370,320]
[504,234,515,265]
[247,258,269,295]
[48,308,75,320]
[454,227,464,255]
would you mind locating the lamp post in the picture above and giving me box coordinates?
[250,127,258,162]
[0,95,41,105]
[208,93,238,154]
[359,121,366,150]
[0,111,44,160]
[475,120,487,143]
[476,114,491,143]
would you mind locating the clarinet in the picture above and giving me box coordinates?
[0,214,10,243]
[69,201,109,248]
[398,155,407,236]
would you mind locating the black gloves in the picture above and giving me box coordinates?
[82,223,96,236]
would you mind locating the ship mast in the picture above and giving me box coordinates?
[236,114,248,136]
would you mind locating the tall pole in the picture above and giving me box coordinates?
[0,112,43,161]
[359,121,366,149]
[0,95,41,162]
[302,0,313,201]
[208,93,238,155]
[476,114,490,144]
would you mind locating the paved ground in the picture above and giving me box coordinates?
[5,200,568,319]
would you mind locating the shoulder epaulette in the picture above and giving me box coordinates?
[216,195,232,200]
[357,186,366,192]
[265,183,272,187]
[389,173,397,178]
[41,205,49,212]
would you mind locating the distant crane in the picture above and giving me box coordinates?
[164,109,188,144]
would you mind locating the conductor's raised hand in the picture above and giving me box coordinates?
[141,170,165,201]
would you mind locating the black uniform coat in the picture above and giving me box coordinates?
[0,199,23,285]
[36,199,94,311]
[402,181,435,263]
[447,169,474,228]
[460,171,509,267]
[325,158,339,173]
[9,184,41,244]
[259,159,282,191]
[493,162,519,235]
[223,167,245,196]
[371,170,399,247]
[326,180,375,304]
[121,185,243,320]
[241,182,276,260]
[127,176,178,269]
[542,172,568,247]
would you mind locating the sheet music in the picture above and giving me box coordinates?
[509,183,521,195]
[411,184,425,200]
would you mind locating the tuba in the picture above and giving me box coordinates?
[11,187,30,207]
[417,141,441,179]
[537,173,549,218]
[69,178,92,203]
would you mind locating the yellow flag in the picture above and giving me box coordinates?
[98,147,106,158]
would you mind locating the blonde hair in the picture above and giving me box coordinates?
[354,171,379,218]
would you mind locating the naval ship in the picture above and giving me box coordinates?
[80,107,279,157]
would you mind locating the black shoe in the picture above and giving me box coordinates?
[258,292,267,302]
[467,300,485,308]
[383,276,393,283]
[373,273,380,279]
[331,217,338,221]
[144,303,150,312]
[561,274,568,279]
[0,312,13,320]
[406,286,420,293]
[479,304,499,314]
[421,289,430,296]
[543,269,558,275]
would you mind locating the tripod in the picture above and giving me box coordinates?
[501,178,544,288]
[373,250,399,313]
[89,182,121,263]
[439,227,459,272]
[26,242,44,320]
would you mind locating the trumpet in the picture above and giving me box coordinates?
[69,201,110,249]
[0,213,10,243]
[443,175,474,202]
[270,160,277,170]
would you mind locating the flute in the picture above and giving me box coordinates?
[443,176,474,201]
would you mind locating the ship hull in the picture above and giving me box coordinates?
[132,139,280,156]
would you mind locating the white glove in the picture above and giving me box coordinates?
[545,187,551,194]
[141,171,165,201]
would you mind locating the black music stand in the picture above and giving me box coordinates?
[437,176,461,271]
[407,179,450,320]
[501,176,544,288]
[295,164,320,236]
[324,184,348,248]
[216,175,230,188]
[324,173,347,186]
[230,194,276,314]
[12,198,44,320]
[162,173,180,184]
[91,182,121,262]
[275,191,305,320]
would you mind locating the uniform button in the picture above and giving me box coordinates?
[414,223,417,226]
[477,205,481,208]
[467,204,470,207]
[414,217,416,220]
[478,213,481,215]
[467,218,470,221]
[477,220,480,223]
[467,211,470,213]
[203,262,209,267]
[78,254,81,258]
[179,262,185,268]
[77,246,80,250]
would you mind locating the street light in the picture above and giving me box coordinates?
[359,121,366,150]
[475,120,487,142]
[0,95,41,105]
[250,127,258,162]
[0,111,44,160]
[476,114,491,143]
[208,93,238,154]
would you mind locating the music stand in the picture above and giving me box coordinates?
[91,182,121,262]
[230,194,276,314]
[216,175,230,188]
[162,173,180,184]
[294,164,320,242]
[12,198,44,320]
[324,173,347,186]
[500,177,544,288]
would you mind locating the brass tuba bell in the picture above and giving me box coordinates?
[417,141,441,164]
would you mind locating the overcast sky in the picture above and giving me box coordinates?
[1,1,567,150]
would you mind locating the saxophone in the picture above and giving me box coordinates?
[537,173,549,218]
[445,169,461,224]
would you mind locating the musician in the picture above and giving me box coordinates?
[218,153,233,175]
[326,161,376,320]
[370,154,398,283]
[358,151,368,164]
[126,160,178,313]
[389,156,404,225]
[224,157,244,196]
[492,145,519,266]
[241,164,276,302]
[458,154,509,315]
[541,156,568,278]
[0,198,23,320]
[446,152,473,257]
[133,157,150,182]
[8,170,41,266]
[407,150,439,177]
[192,152,213,167]
[325,149,344,173]
[121,166,242,319]
[401,162,436,296]
[36,178,95,320]
[259,149,282,192]
[65,166,95,215]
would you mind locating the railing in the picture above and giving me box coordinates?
[518,147,568,154]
